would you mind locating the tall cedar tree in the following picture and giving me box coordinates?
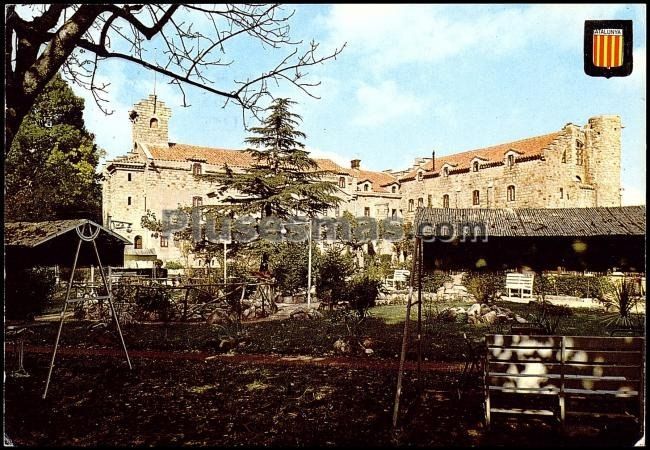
[5,73,103,221]
[202,98,340,270]
[207,98,340,218]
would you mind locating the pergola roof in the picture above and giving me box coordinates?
[5,219,130,268]
[413,206,645,272]
[414,206,645,238]
[5,219,131,247]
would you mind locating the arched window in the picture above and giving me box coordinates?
[507,185,516,202]
[192,163,202,175]
[338,176,345,188]
[134,235,143,250]
[472,190,480,206]
[417,171,423,181]
[149,118,159,128]
[472,161,479,172]
[408,199,414,212]
[576,141,584,166]
[443,194,450,208]
[417,197,424,208]
[364,183,369,192]
[391,185,397,193]
[443,167,449,177]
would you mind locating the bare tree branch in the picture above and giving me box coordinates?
[5,3,346,154]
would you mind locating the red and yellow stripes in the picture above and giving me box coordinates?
[593,32,624,68]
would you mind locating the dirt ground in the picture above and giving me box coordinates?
[4,352,643,447]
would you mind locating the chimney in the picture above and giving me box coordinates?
[351,159,361,170]
[432,150,436,171]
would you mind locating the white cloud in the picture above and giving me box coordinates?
[323,4,628,70]
[306,147,350,168]
[352,80,426,126]
[621,183,646,206]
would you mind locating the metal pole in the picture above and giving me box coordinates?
[92,239,132,370]
[417,238,423,380]
[43,238,82,399]
[392,237,419,427]
[223,241,227,287]
[307,218,312,308]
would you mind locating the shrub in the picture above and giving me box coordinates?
[317,246,356,305]
[136,286,173,321]
[535,274,606,298]
[270,242,320,295]
[5,266,56,320]
[165,260,184,270]
[341,274,384,313]
[462,271,505,304]
[527,302,573,335]
[423,272,453,293]
[598,277,643,328]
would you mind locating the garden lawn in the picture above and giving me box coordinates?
[18,300,639,362]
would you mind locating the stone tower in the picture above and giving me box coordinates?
[586,115,622,206]
[129,94,172,146]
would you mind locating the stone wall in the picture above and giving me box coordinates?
[399,116,622,222]
[131,94,172,145]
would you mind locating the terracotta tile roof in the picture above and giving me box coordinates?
[145,143,347,175]
[401,132,562,180]
[147,143,256,168]
[346,169,399,193]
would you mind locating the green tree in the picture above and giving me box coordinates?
[208,98,340,219]
[5,73,103,221]
[317,245,356,306]
[202,98,340,269]
[270,242,321,296]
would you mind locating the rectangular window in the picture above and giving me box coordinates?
[427,195,432,207]
[560,188,564,199]
[472,190,480,206]
[392,209,397,218]
[417,197,424,208]
[127,173,132,182]
[408,199,414,212]
[193,196,203,207]
[127,196,132,206]
[160,236,169,248]
[364,207,370,217]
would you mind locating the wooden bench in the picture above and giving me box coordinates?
[505,273,534,299]
[383,269,410,290]
[484,334,645,430]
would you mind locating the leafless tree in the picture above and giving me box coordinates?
[4,4,345,153]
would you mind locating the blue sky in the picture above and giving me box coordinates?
[69,4,646,205]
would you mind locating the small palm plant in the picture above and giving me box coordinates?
[599,277,642,328]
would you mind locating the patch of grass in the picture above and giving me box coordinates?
[187,384,217,394]
[246,380,269,391]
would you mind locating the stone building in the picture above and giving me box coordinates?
[398,116,622,222]
[102,95,622,267]
[101,95,400,268]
